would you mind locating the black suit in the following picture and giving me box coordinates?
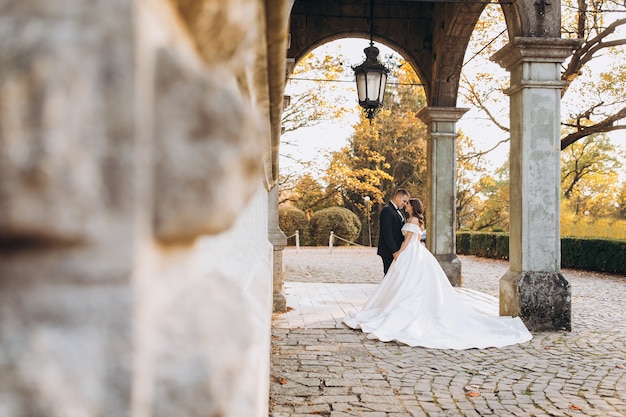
[377,202,405,275]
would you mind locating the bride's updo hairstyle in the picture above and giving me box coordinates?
[408,198,425,227]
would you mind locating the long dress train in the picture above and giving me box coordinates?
[343,223,532,349]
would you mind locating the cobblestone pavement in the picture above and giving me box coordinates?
[270,247,626,417]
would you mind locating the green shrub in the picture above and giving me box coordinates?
[455,232,509,259]
[457,231,471,255]
[309,207,361,246]
[455,232,625,274]
[279,206,309,245]
[494,233,509,260]
[561,237,626,274]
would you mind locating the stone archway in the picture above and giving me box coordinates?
[283,0,578,331]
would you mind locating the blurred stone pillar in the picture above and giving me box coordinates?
[0,1,136,415]
[492,37,580,331]
[417,107,468,287]
[0,1,286,416]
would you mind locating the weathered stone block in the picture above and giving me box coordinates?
[0,1,134,247]
[0,280,132,417]
[152,49,264,243]
[500,270,571,331]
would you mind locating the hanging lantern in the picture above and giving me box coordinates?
[353,45,389,120]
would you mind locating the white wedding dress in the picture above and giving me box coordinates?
[343,223,532,349]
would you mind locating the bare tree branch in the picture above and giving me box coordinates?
[459,73,509,132]
[561,105,626,150]
[562,17,626,94]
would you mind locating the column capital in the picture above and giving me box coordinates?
[269,228,288,246]
[491,37,581,71]
[416,106,469,125]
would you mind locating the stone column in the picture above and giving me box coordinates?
[491,37,580,331]
[0,3,136,415]
[269,184,287,313]
[417,107,468,286]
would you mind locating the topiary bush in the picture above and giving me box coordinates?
[309,207,361,246]
[279,206,310,245]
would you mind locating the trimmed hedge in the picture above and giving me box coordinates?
[278,206,309,245]
[561,237,626,274]
[456,231,626,274]
[456,231,509,260]
[309,207,361,246]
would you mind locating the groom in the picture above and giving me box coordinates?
[377,188,410,275]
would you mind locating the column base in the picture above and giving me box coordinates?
[271,245,287,313]
[500,271,571,331]
[273,292,287,314]
[435,253,463,287]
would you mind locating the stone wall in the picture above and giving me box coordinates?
[0,0,282,416]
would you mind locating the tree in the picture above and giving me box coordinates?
[279,173,341,217]
[560,135,623,218]
[282,49,350,136]
[324,60,428,212]
[456,132,490,229]
[472,162,510,232]
[321,60,428,245]
[616,182,626,218]
[280,44,356,187]
[456,2,626,235]
[460,2,626,152]
[559,0,626,149]
[561,135,622,199]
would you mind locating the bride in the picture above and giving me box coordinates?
[343,198,532,349]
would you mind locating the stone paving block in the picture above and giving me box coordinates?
[324,378,361,387]
[418,401,442,413]
[290,376,324,387]
[292,414,328,417]
[398,396,419,406]
[362,380,392,387]
[321,387,351,396]
[343,372,386,380]
[293,404,331,414]
[351,387,394,395]
[403,405,427,416]
[364,403,407,413]
[310,395,359,404]
[276,386,320,396]
[359,394,403,404]
[300,365,329,373]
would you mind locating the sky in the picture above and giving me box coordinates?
[280,37,626,182]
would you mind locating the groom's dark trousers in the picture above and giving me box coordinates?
[377,202,405,275]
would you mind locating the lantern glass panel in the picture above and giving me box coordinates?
[356,72,367,102]
[366,72,381,102]
[379,72,387,104]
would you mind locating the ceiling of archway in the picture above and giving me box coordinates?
[288,0,491,106]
